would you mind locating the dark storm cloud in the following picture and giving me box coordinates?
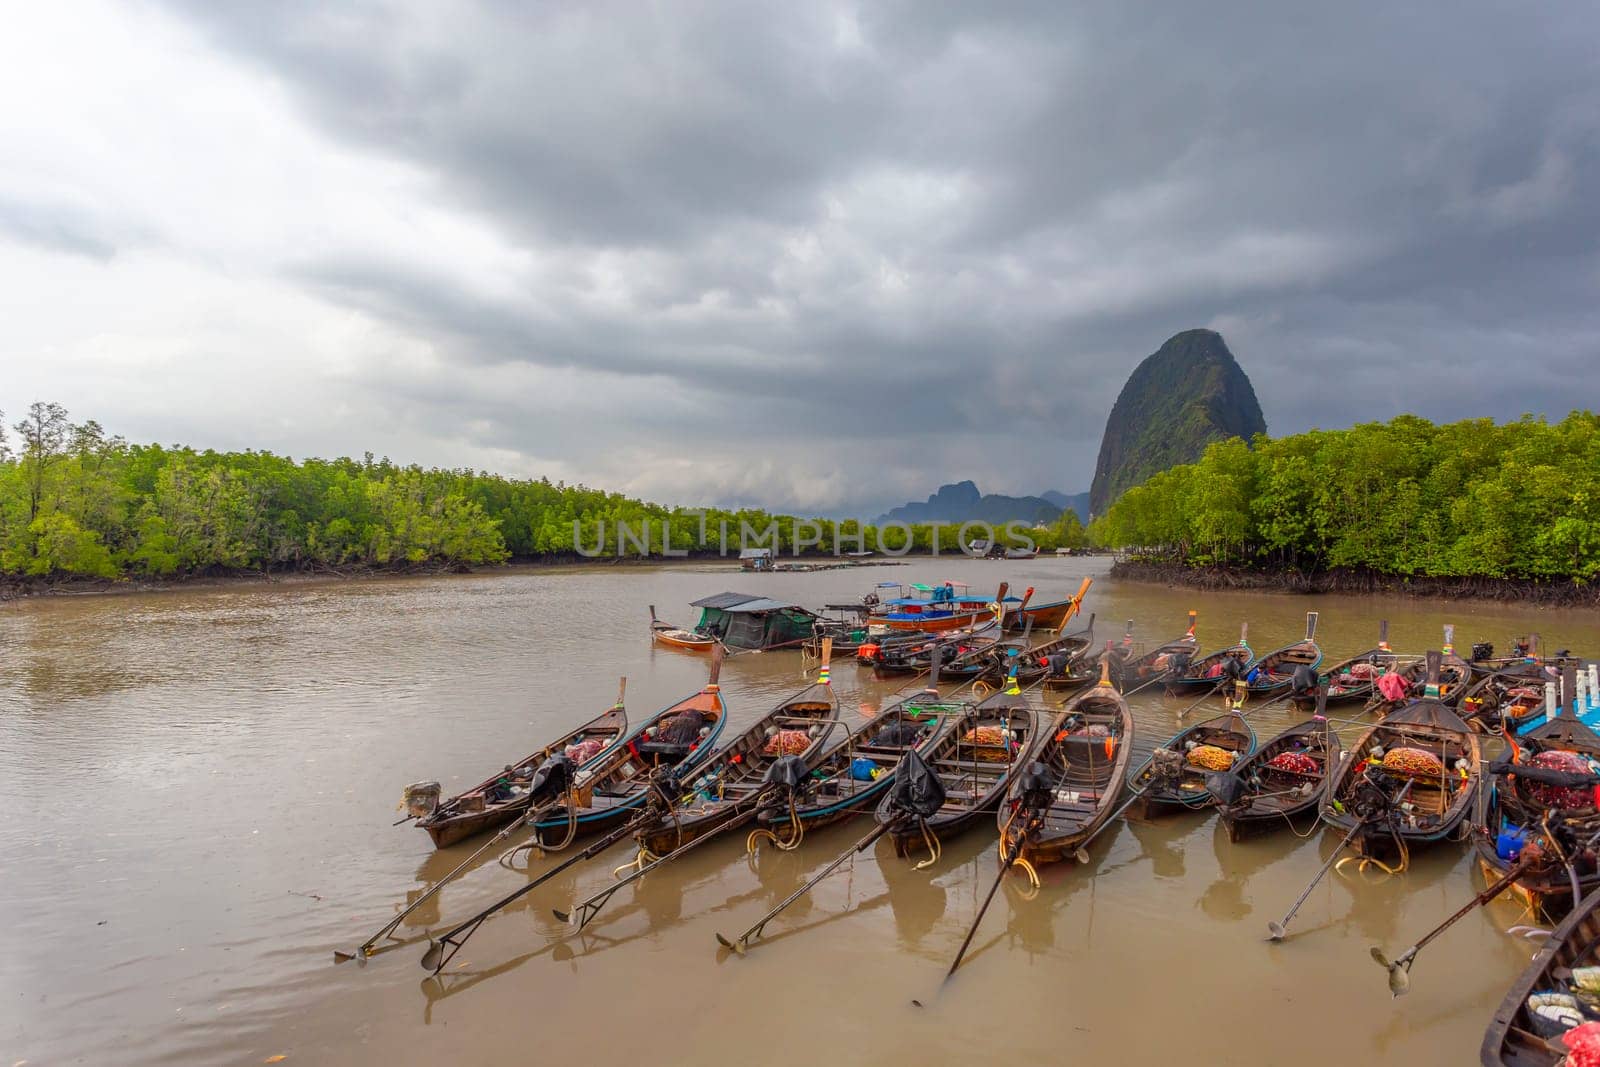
[161,0,1600,514]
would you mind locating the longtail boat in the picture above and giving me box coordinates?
[1214,687,1342,842]
[1112,611,1200,690]
[874,682,1042,857]
[1002,577,1092,633]
[1243,612,1323,696]
[998,660,1133,866]
[1012,612,1098,687]
[1363,625,1473,717]
[1472,632,1583,676]
[1127,708,1256,819]
[1323,652,1481,864]
[635,678,841,857]
[1481,884,1600,1065]
[649,605,716,651]
[1164,623,1252,697]
[1321,621,1412,706]
[1472,667,1600,921]
[415,679,633,848]
[1458,656,1567,735]
[527,658,741,848]
[750,692,950,843]
[878,583,1009,632]
[866,618,1007,679]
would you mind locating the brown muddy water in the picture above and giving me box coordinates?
[4,557,1598,1066]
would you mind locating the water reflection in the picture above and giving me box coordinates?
[1199,820,1277,921]
[9,560,1600,1066]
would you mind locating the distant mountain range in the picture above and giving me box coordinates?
[872,480,1084,527]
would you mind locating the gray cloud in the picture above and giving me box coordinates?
[14,0,1599,517]
[0,196,120,261]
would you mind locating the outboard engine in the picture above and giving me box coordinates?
[888,749,947,820]
[763,754,810,794]
[526,753,577,806]
[1471,642,1494,664]
[1009,761,1056,814]
[402,781,442,819]
[645,766,686,813]
[1291,664,1319,697]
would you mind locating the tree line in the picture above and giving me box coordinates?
[0,401,1087,579]
[1089,412,1600,581]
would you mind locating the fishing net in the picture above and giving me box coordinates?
[1562,1021,1600,1066]
[653,711,708,746]
[761,729,812,755]
[1266,751,1319,775]
[564,737,607,763]
[959,725,1013,761]
[1187,745,1235,772]
[1382,747,1444,777]
[1528,750,1599,809]
[1346,661,1379,680]
[762,729,812,756]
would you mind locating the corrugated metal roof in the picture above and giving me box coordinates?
[690,591,764,609]
[724,597,806,613]
[738,548,773,559]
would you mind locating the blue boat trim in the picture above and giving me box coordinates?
[530,696,730,831]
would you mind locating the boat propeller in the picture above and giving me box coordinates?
[1370,946,1413,997]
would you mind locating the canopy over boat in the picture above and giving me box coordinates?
[691,591,820,650]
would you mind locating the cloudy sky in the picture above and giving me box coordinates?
[2,2,1596,517]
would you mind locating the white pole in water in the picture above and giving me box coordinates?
[1590,665,1600,710]
[1546,682,1559,724]
[1577,673,1588,715]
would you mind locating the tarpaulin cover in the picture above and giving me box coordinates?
[888,749,946,818]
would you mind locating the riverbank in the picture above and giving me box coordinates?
[1111,559,1600,606]
[0,552,929,602]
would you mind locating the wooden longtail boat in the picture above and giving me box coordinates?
[1112,611,1199,690]
[649,605,716,651]
[999,661,1133,866]
[1481,884,1600,1065]
[635,682,840,857]
[751,693,950,841]
[1243,612,1323,696]
[1471,667,1600,921]
[1320,621,1412,706]
[1002,577,1093,634]
[417,680,633,848]
[1459,658,1565,734]
[1363,626,1473,717]
[1127,709,1256,819]
[1323,653,1481,863]
[873,687,1041,856]
[867,620,1006,680]
[526,672,735,847]
[1215,690,1343,842]
[872,582,1009,633]
[1164,623,1252,697]
[1011,613,1098,687]
[1472,632,1583,676]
